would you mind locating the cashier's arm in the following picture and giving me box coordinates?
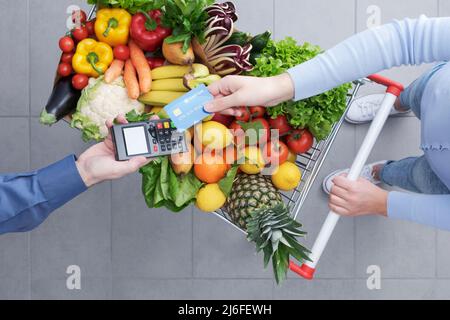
[0,115,149,235]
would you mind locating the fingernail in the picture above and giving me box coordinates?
[204,103,213,113]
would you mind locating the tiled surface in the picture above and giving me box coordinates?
[0,0,29,116]
[275,0,356,48]
[1,0,449,300]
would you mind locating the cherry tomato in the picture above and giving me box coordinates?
[85,20,96,36]
[72,74,89,90]
[113,45,131,61]
[59,36,75,53]
[235,107,251,122]
[286,129,314,154]
[147,57,166,69]
[269,115,293,136]
[72,26,89,42]
[61,52,74,64]
[58,62,73,77]
[263,140,289,165]
[249,106,265,118]
[72,9,87,26]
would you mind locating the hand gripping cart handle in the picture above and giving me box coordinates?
[289,74,404,280]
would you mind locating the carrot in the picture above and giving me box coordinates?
[124,59,140,100]
[129,40,152,94]
[104,59,125,84]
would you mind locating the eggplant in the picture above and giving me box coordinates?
[39,76,81,126]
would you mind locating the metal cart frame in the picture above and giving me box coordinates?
[214,79,366,233]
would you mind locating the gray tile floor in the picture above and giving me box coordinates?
[0,0,449,300]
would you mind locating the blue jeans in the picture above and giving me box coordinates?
[379,63,450,195]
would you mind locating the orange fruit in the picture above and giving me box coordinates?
[194,153,228,184]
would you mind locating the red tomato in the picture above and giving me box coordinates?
[229,121,245,145]
[72,9,87,26]
[263,140,289,165]
[59,36,75,53]
[61,52,74,64]
[211,113,233,127]
[286,129,314,154]
[113,45,131,61]
[72,74,89,90]
[147,57,166,69]
[235,107,250,122]
[58,62,73,77]
[85,20,95,36]
[250,106,265,118]
[72,26,89,42]
[250,118,270,144]
[269,115,293,136]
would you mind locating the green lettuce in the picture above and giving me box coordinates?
[140,157,202,212]
[248,37,351,140]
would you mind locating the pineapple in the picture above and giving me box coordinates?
[225,174,310,283]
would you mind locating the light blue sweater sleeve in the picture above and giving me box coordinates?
[287,15,450,100]
[388,192,450,230]
[286,15,450,230]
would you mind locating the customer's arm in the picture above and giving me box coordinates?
[0,115,149,235]
[330,175,450,231]
[205,15,450,113]
[288,15,450,100]
[388,192,450,231]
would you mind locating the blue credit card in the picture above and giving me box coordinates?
[164,84,214,132]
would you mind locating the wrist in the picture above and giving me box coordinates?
[76,159,97,188]
[375,189,389,217]
[272,73,295,101]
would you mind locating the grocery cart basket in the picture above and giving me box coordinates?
[214,79,365,232]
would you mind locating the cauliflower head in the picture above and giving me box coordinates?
[71,76,145,142]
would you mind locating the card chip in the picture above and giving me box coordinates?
[173,108,182,117]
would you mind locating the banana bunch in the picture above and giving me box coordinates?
[139,64,221,107]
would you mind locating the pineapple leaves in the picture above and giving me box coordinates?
[246,203,310,284]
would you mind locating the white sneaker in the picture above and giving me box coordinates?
[322,161,388,195]
[345,94,410,124]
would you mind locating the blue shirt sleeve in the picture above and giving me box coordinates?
[0,155,87,235]
[388,191,450,231]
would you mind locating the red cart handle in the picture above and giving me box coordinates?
[368,74,404,96]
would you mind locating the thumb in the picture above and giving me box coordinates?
[205,94,240,113]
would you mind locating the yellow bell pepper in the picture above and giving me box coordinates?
[72,39,114,78]
[95,8,132,47]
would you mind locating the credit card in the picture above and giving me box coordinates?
[164,84,213,132]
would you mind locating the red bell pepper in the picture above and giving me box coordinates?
[130,10,172,52]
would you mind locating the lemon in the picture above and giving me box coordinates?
[240,146,265,175]
[271,162,302,191]
[196,184,227,212]
[203,115,214,122]
[195,121,233,150]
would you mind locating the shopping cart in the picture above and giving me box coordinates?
[83,5,403,279]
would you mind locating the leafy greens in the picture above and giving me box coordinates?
[161,0,214,53]
[87,0,164,14]
[247,37,351,140]
[140,156,203,212]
